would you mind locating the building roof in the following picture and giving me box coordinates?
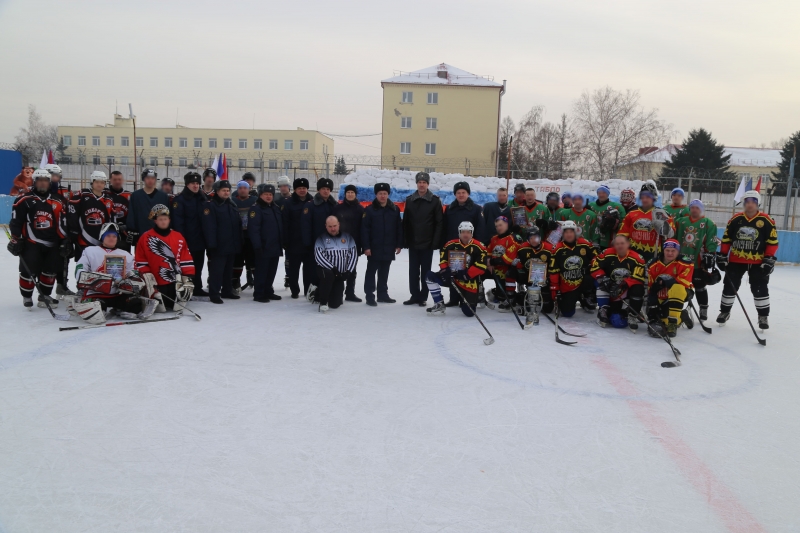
[382,63,502,87]
[626,144,781,168]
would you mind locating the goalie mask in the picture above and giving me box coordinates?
[148,204,170,220]
[99,222,120,247]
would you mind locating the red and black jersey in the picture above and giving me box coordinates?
[648,259,694,300]
[487,232,522,276]
[721,211,778,264]
[617,207,674,259]
[106,186,131,226]
[10,191,68,246]
[590,248,646,290]
[548,238,595,293]
[439,238,488,294]
[134,228,196,285]
[70,190,114,246]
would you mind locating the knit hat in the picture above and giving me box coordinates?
[571,192,584,200]
[495,215,509,224]
[374,182,391,194]
[454,181,471,194]
[293,177,309,189]
[237,180,250,189]
[663,239,681,251]
[561,192,572,199]
[317,178,334,191]
[689,199,704,212]
[671,187,685,197]
[277,176,291,187]
[415,171,430,183]
[513,183,526,193]
[597,185,611,196]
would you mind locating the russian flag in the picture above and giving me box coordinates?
[47,150,54,164]
[755,176,762,193]
[219,154,228,182]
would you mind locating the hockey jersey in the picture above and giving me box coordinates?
[10,191,68,246]
[720,211,778,265]
[648,259,694,300]
[106,186,131,227]
[590,248,646,291]
[617,207,673,259]
[674,216,718,266]
[664,204,689,219]
[509,242,554,286]
[70,190,114,246]
[558,208,598,243]
[548,238,595,293]
[487,232,522,277]
[75,246,136,299]
[134,228,196,285]
[440,238,488,294]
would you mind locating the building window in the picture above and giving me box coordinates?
[739,173,752,180]
[150,157,158,166]
[300,140,309,150]
[238,159,247,169]
[424,167,435,173]
[136,137,143,147]
[269,139,278,150]
[209,138,217,149]
[150,137,158,147]
[401,117,412,129]
[427,92,438,104]
[164,137,173,148]
[179,157,187,166]
[92,155,100,165]
[92,136,100,146]
[402,91,413,103]
[238,139,246,149]
[426,117,437,129]
[106,136,115,146]
[398,166,410,171]
[400,142,411,154]
[63,135,72,146]
[299,160,308,170]
[268,159,277,169]
[224,138,232,149]
[425,143,436,155]
[284,140,293,150]
[121,136,129,147]
[165,156,173,166]
[78,135,86,146]
[254,139,263,150]
[193,138,202,148]
[284,160,292,170]
[106,156,115,165]
[121,156,129,165]
[254,159,263,169]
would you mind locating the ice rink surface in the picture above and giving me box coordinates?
[0,250,798,532]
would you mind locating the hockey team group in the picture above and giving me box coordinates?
[5,165,778,349]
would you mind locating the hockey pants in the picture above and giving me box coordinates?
[721,262,770,316]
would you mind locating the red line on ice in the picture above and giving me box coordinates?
[591,356,766,533]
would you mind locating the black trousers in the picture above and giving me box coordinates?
[18,242,61,298]
[207,253,235,298]
[56,256,70,287]
[692,269,710,307]
[555,277,596,317]
[721,262,771,316]
[408,248,434,302]
[345,259,359,296]
[190,246,206,290]
[156,283,177,310]
[364,258,392,301]
[287,251,315,296]
[99,294,143,313]
[233,234,256,288]
[316,266,345,308]
[254,251,280,299]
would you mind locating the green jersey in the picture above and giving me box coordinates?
[589,199,626,249]
[558,208,598,244]
[664,204,689,220]
[674,216,718,265]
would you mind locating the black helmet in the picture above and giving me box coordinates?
[141,168,157,180]
[640,182,658,198]
[707,267,722,286]
[526,225,541,239]
[161,177,175,185]
[546,191,560,202]
[242,172,256,182]
[202,168,217,179]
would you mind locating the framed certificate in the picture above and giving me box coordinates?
[511,207,528,228]
[103,255,127,281]
[448,250,466,272]
[528,258,547,286]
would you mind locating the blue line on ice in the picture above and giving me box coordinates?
[0,328,104,372]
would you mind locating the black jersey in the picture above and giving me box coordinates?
[439,238,488,294]
[720,211,778,265]
[590,248,646,287]
[70,190,114,246]
[10,191,68,246]
[106,186,131,226]
[548,238,595,293]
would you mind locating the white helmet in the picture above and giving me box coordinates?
[90,170,107,183]
[33,168,51,181]
[458,221,475,234]
[742,190,761,204]
[44,163,63,176]
[277,175,291,187]
[561,220,578,231]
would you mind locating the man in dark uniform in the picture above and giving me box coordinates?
[334,184,365,302]
[172,171,209,297]
[248,184,284,303]
[202,180,242,304]
[127,168,170,248]
[282,177,314,299]
[232,180,257,292]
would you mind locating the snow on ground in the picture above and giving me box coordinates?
[0,250,799,532]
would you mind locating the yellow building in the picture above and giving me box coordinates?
[381,63,505,174]
[57,114,334,173]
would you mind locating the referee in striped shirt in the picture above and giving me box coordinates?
[313,216,358,312]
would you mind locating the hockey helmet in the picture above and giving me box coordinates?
[742,190,761,204]
[99,222,120,243]
[44,163,63,176]
[242,172,256,182]
[513,183,527,193]
[526,225,542,245]
[141,168,157,180]
[161,177,175,186]
[90,170,107,183]
[620,188,636,204]
[707,267,722,286]
[640,181,658,199]
[148,204,170,220]
[458,221,475,234]
[32,168,52,182]
[202,168,217,179]
[561,220,578,232]
[546,191,560,203]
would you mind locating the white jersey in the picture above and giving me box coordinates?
[75,246,136,298]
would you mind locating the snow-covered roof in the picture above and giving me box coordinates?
[382,63,503,87]
[626,144,781,168]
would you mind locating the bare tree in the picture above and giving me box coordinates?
[770,137,789,150]
[14,105,58,166]
[572,87,673,179]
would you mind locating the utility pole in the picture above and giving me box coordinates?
[505,135,513,191]
[782,145,796,230]
[129,104,137,191]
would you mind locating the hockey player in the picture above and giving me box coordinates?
[242,172,258,197]
[425,221,488,316]
[561,192,573,210]
[72,223,159,324]
[69,170,114,260]
[591,234,646,330]
[506,225,554,324]
[617,183,673,264]
[663,188,689,219]
[674,199,719,320]
[548,220,596,316]
[485,215,522,312]
[647,239,694,337]
[716,190,778,329]
[508,183,527,208]
[539,192,562,238]
[619,187,638,213]
[512,188,546,229]
[232,180,257,293]
[107,170,132,252]
[160,177,175,203]
[201,168,217,197]
[44,164,71,200]
[44,164,76,298]
[134,205,195,311]
[590,185,626,250]
[202,180,243,304]
[7,168,70,309]
[558,192,598,247]
[172,172,209,297]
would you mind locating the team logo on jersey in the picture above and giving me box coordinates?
[579,248,586,255]
[146,235,180,283]
[736,226,758,241]
[633,218,652,231]
[34,214,52,229]
[684,233,695,243]
[699,222,705,229]
[86,212,104,226]
[756,220,764,228]
[492,245,506,257]
[204,208,210,215]
[564,256,583,270]
[610,268,631,282]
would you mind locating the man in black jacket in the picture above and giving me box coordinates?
[274,175,293,289]
[127,168,170,248]
[361,182,403,306]
[248,184,283,303]
[333,184,365,302]
[306,177,338,300]
[172,171,209,297]
[402,172,443,306]
[201,180,242,304]
[232,180,257,293]
[282,177,314,299]
[482,187,510,242]
[442,181,485,306]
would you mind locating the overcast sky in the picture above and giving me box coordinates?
[1,0,797,156]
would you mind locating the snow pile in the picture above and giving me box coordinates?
[339,169,658,206]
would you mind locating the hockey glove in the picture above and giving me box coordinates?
[547,220,559,231]
[176,275,195,302]
[715,252,728,271]
[652,274,675,292]
[595,275,614,293]
[550,288,560,303]
[702,252,715,270]
[437,268,452,286]
[609,280,629,300]
[761,256,776,275]
[489,256,504,267]
[6,236,22,257]
[126,231,139,245]
[59,239,73,258]
[453,269,470,282]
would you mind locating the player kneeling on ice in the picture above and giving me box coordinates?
[504,225,554,325]
[134,204,196,312]
[590,234,646,330]
[646,239,694,338]
[72,223,162,324]
[313,216,358,313]
[425,221,488,317]
[485,215,522,312]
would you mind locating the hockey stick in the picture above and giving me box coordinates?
[687,300,712,334]
[451,282,495,345]
[553,303,577,346]
[541,312,587,337]
[620,299,681,367]
[158,292,202,321]
[490,272,525,330]
[723,277,766,346]
[59,315,181,331]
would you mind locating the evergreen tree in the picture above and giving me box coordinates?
[56,136,68,163]
[771,131,800,195]
[334,156,348,175]
[660,128,734,191]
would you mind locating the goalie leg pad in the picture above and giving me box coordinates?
[73,300,106,324]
